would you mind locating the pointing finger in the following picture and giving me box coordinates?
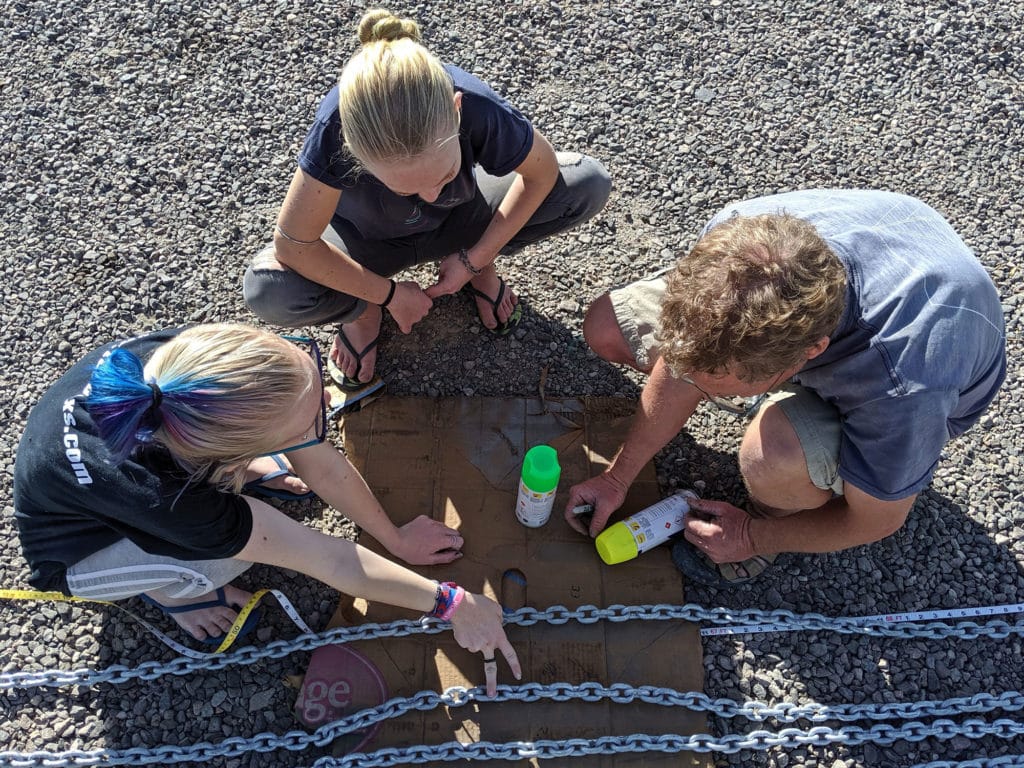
[498,639,521,680]
[482,652,499,698]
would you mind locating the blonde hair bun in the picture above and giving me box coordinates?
[340,9,456,163]
[357,9,421,45]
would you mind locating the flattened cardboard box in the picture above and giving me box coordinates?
[333,396,708,767]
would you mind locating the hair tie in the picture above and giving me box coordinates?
[147,380,163,410]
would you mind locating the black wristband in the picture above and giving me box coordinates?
[458,248,482,276]
[380,279,397,308]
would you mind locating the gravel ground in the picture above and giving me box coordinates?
[1,1,1022,766]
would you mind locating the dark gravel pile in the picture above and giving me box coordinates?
[1,1,1021,766]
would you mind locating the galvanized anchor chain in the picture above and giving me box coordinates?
[3,604,1023,690]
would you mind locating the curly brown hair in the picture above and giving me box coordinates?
[659,213,847,382]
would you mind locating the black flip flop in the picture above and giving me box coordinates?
[463,277,522,335]
[331,326,379,391]
[241,454,316,501]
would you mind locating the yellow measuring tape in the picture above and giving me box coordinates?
[0,587,310,657]
[0,589,103,604]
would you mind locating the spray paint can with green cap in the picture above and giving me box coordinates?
[515,445,560,527]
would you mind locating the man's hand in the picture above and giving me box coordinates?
[425,253,474,298]
[388,515,464,565]
[683,498,757,563]
[449,591,522,698]
[386,280,433,334]
[564,472,629,537]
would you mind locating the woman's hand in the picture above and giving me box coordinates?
[425,252,475,298]
[389,515,464,565]
[449,591,521,698]
[386,280,434,334]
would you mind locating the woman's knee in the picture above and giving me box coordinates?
[243,266,303,325]
[243,261,361,327]
[558,152,611,220]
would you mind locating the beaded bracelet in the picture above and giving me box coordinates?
[458,248,482,276]
[380,279,397,308]
[429,581,466,622]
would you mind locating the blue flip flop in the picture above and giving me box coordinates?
[242,454,315,501]
[140,586,262,646]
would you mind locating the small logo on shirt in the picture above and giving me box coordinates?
[404,201,424,225]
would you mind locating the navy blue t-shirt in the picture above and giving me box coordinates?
[13,330,254,592]
[298,64,534,241]
[705,190,1006,500]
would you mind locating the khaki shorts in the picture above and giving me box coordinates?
[609,273,844,495]
[608,268,671,371]
[764,386,844,495]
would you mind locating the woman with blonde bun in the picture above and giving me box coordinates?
[244,9,610,403]
[13,324,518,695]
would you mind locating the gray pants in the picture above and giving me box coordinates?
[243,152,611,327]
[65,537,252,603]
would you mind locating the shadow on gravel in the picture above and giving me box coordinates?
[375,293,645,401]
[685,480,1024,765]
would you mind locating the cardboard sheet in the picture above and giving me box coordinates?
[331,396,708,767]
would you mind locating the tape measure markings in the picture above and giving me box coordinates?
[700,602,1024,637]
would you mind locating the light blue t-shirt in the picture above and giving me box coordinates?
[706,190,1006,500]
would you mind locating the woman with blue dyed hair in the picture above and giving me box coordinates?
[12,324,518,693]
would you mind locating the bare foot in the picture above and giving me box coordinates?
[244,455,310,496]
[470,265,518,330]
[145,584,253,642]
[332,303,382,383]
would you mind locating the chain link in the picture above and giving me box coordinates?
[3,684,1024,767]
[4,603,1024,767]
[298,720,1024,768]
[4,604,1023,691]
[911,757,1024,768]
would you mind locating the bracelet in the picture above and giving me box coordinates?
[457,248,482,276]
[380,279,397,308]
[274,223,320,245]
[429,581,466,622]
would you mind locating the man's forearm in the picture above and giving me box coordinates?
[608,358,703,485]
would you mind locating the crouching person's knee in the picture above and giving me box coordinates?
[740,403,833,513]
[583,294,638,368]
[243,251,302,326]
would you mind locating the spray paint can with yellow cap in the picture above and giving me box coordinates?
[594,490,699,565]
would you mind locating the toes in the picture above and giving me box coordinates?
[283,475,310,494]
[358,352,377,382]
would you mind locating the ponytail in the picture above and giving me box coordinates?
[85,325,314,490]
[338,9,458,164]
[88,348,157,458]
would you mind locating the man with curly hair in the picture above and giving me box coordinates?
[566,190,1006,585]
